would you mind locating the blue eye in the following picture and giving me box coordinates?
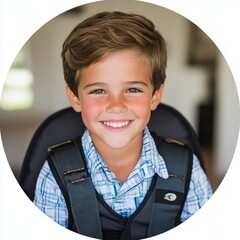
[90,89,106,94]
[126,88,142,93]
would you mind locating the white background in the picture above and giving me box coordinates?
[0,0,239,239]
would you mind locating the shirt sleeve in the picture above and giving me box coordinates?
[180,154,213,222]
[33,161,68,228]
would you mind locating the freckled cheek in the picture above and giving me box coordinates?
[130,100,152,119]
[80,98,104,122]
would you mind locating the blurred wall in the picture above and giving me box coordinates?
[214,52,240,177]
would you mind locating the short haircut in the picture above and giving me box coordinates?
[62,11,167,96]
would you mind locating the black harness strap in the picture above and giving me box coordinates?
[47,133,192,239]
[148,134,193,236]
[47,139,102,239]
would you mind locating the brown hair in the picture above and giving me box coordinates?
[61,11,167,96]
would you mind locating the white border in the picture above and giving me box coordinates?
[0,1,239,239]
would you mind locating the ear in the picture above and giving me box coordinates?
[66,86,81,112]
[150,84,164,111]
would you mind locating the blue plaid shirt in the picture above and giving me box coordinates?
[34,127,212,228]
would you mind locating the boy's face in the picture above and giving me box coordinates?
[67,49,163,151]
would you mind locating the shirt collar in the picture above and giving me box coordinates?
[139,127,169,179]
[81,127,169,180]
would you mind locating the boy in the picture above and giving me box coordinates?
[34,11,212,239]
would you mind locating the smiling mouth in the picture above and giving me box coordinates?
[101,120,132,128]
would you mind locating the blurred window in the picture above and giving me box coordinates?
[1,48,33,111]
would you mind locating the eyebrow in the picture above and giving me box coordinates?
[126,81,148,87]
[83,82,106,90]
[83,81,148,90]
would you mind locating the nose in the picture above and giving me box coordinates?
[106,94,128,114]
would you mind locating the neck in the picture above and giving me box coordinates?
[93,136,143,183]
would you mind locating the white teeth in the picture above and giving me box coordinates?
[103,121,130,128]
